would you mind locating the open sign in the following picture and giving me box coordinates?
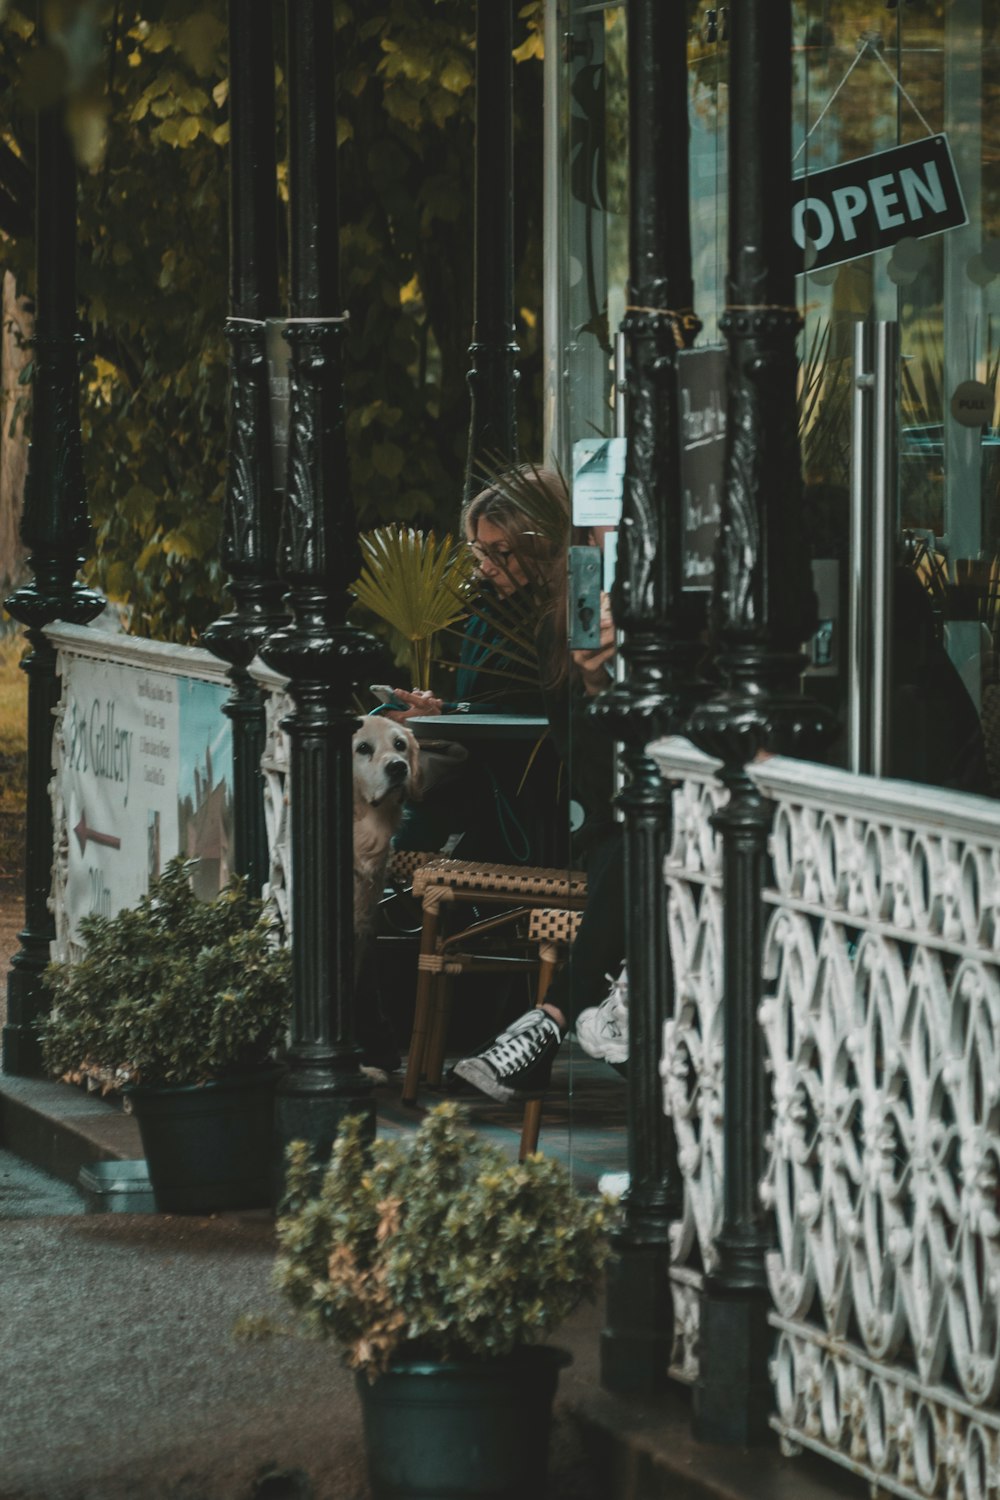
[793,135,967,273]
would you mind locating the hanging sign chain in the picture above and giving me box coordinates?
[793,35,935,167]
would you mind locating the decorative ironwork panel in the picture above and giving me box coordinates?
[251,663,292,942]
[50,669,74,965]
[651,736,726,1384]
[752,756,1000,1499]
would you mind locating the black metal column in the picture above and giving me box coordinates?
[590,0,706,1394]
[685,0,832,1444]
[464,0,518,498]
[260,0,381,1176]
[201,1,284,897]
[3,22,104,1076]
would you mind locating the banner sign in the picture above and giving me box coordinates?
[59,654,233,943]
[792,135,967,273]
[678,346,727,592]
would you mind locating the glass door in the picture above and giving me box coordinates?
[795,1,1000,796]
[539,0,629,1191]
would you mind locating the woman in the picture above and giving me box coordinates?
[387,468,570,862]
[414,466,626,1104]
[389,468,568,720]
[451,551,624,1101]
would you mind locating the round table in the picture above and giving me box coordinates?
[406,714,548,743]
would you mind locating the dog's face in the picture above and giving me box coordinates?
[352,716,421,813]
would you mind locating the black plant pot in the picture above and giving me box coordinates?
[356,1345,571,1499]
[125,1065,280,1214]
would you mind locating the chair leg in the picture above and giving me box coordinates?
[401,900,441,1106]
[519,945,561,1157]
[536,948,558,1007]
[425,973,454,1087]
[520,1098,543,1159]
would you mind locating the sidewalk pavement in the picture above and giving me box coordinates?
[0,1073,865,1500]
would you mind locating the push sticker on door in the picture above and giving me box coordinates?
[792,135,967,274]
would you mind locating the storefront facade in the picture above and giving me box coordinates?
[547,0,1000,795]
[540,4,1000,1493]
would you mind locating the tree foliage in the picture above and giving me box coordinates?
[0,2,542,642]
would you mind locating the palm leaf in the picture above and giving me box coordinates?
[351,527,476,689]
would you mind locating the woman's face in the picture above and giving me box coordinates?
[469,517,528,597]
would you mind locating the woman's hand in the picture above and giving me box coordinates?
[571,592,616,696]
[384,687,446,722]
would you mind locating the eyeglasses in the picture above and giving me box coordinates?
[468,541,516,568]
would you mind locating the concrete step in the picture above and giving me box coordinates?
[0,1072,141,1186]
[0,1145,87,1216]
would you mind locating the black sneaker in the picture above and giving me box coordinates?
[452,1008,563,1102]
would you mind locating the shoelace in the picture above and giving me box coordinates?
[597,1008,626,1039]
[606,969,628,1001]
[483,1021,554,1076]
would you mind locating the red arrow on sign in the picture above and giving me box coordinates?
[74,812,122,856]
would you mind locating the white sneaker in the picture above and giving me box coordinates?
[575,967,629,1065]
[598,1170,630,1200]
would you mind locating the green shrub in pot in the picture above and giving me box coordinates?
[43,858,292,1214]
[42,856,291,1090]
[274,1102,610,1499]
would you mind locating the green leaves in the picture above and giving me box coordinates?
[0,0,544,643]
[274,1103,610,1375]
[42,858,291,1088]
[351,526,475,688]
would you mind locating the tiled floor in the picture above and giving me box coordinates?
[375,1038,628,1193]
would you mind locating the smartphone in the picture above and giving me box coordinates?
[369,684,408,712]
[568,546,602,649]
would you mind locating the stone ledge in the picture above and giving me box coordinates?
[553,1299,867,1500]
[0,1072,141,1186]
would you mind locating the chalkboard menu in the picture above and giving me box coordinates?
[678,346,727,592]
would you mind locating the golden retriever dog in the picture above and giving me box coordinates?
[353,714,421,971]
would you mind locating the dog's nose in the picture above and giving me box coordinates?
[385,758,408,784]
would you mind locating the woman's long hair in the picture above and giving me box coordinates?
[461,464,572,687]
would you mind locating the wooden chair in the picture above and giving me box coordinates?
[401,858,588,1107]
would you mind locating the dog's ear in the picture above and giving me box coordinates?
[406,729,424,801]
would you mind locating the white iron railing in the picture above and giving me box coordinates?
[248,660,293,940]
[651,737,1000,1500]
[650,736,726,1385]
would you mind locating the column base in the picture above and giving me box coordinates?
[3,951,51,1077]
[600,1242,674,1394]
[2,1021,44,1077]
[272,1068,375,1204]
[692,1280,773,1444]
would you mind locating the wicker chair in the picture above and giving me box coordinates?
[400,857,588,1108]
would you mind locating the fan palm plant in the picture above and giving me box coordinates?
[351,527,476,691]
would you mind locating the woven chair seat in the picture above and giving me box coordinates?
[387,848,440,884]
[527,906,584,946]
[412,858,587,902]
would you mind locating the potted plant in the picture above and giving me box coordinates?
[274,1101,609,1500]
[351,525,476,691]
[42,857,292,1214]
